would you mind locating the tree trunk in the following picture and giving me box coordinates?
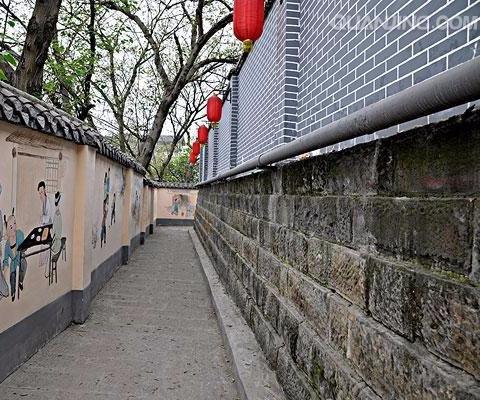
[157,139,180,180]
[14,0,62,96]
[78,0,96,121]
[137,102,170,168]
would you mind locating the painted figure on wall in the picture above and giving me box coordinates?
[37,181,53,275]
[50,192,67,283]
[104,168,111,200]
[38,181,53,226]
[0,184,8,300]
[132,190,140,223]
[2,211,26,302]
[101,196,108,248]
[91,223,98,249]
[110,193,116,226]
[51,192,63,255]
[99,167,114,247]
[169,194,194,217]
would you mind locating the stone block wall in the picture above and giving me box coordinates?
[194,110,480,399]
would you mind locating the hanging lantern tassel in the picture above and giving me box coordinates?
[233,0,265,53]
[207,95,222,128]
[242,39,254,53]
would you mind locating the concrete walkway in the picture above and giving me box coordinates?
[0,227,240,399]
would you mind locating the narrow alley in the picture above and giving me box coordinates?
[0,228,239,400]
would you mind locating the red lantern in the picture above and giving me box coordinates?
[207,95,222,126]
[233,0,265,52]
[189,152,197,165]
[192,140,201,156]
[198,125,209,145]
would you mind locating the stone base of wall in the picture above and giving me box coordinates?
[195,111,480,399]
[156,218,194,226]
[72,247,124,323]
[130,233,142,254]
[0,291,72,384]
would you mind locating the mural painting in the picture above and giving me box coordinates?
[169,193,195,217]
[0,140,68,303]
[132,179,142,226]
[2,209,25,301]
[101,169,110,248]
[94,166,122,249]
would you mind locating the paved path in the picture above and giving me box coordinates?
[0,227,240,399]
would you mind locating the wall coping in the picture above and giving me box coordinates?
[146,180,197,190]
[0,81,146,175]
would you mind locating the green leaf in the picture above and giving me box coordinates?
[7,20,15,27]
[2,52,17,66]
[0,69,7,81]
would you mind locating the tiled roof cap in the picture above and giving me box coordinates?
[0,81,146,174]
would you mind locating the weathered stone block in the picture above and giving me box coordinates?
[271,224,288,261]
[330,244,368,309]
[327,295,351,358]
[270,195,296,227]
[240,258,255,297]
[367,256,419,341]
[296,324,380,400]
[418,274,480,380]
[258,219,273,250]
[280,159,314,195]
[279,262,289,297]
[294,196,353,245]
[277,297,304,361]
[246,194,259,214]
[257,247,283,289]
[276,347,318,400]
[228,226,243,252]
[250,303,283,369]
[353,197,474,275]
[230,252,242,281]
[471,199,480,283]
[254,170,274,195]
[307,237,368,309]
[285,229,309,273]
[348,309,480,399]
[263,284,280,331]
[240,236,259,268]
[382,112,480,196]
[306,237,330,284]
[230,270,250,315]
[311,141,379,195]
[257,195,271,220]
[285,268,330,337]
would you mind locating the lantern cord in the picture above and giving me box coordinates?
[199,57,480,186]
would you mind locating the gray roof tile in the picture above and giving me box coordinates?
[0,81,146,175]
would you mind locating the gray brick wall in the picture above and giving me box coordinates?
[237,0,280,165]
[297,0,480,138]
[217,99,232,174]
[200,144,208,182]
[202,0,480,181]
[207,126,218,178]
